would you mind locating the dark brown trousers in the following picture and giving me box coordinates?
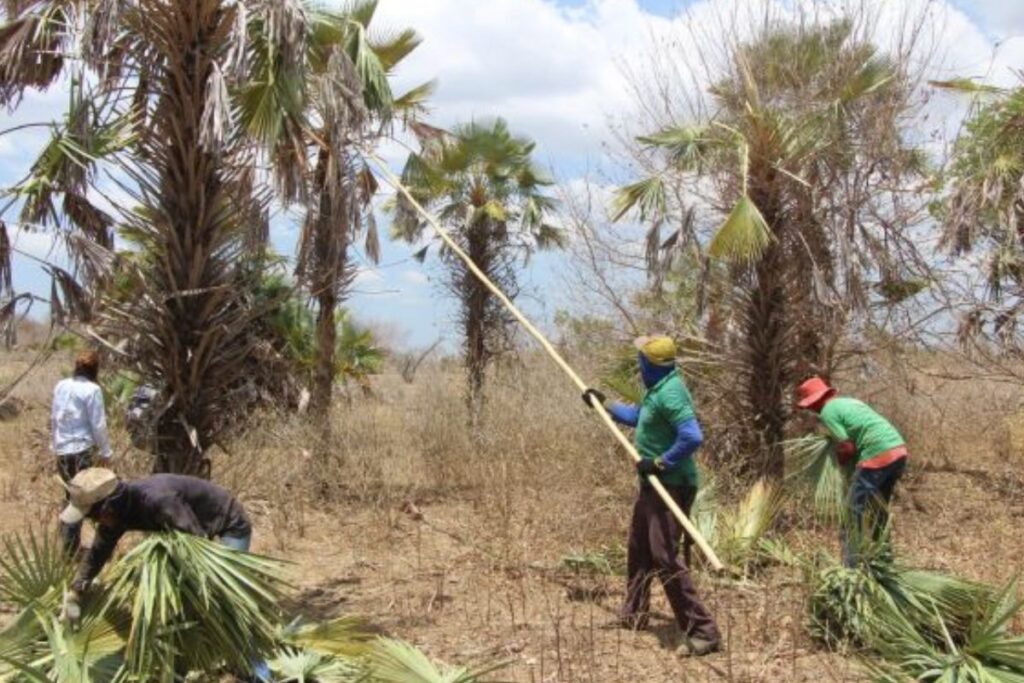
[621,483,720,641]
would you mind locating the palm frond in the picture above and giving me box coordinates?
[371,27,422,71]
[610,176,666,222]
[689,470,719,553]
[784,435,849,524]
[270,647,364,682]
[104,532,288,677]
[862,578,1024,682]
[393,80,437,119]
[637,125,708,169]
[718,479,784,571]
[708,195,773,263]
[279,616,373,658]
[0,528,73,609]
[369,638,507,683]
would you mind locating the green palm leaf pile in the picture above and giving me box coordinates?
[784,434,850,524]
[104,532,288,677]
[0,530,505,682]
[809,537,996,651]
[863,579,1024,682]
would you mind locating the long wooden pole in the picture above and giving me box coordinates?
[369,154,725,572]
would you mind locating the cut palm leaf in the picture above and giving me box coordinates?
[0,528,73,609]
[279,616,374,658]
[103,533,288,678]
[718,479,784,572]
[369,638,509,683]
[784,435,849,524]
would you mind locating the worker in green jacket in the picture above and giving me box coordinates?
[583,335,720,657]
[797,376,909,566]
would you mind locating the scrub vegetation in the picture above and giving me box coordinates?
[0,0,1023,681]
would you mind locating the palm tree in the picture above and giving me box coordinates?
[938,82,1024,349]
[392,119,563,419]
[614,19,930,476]
[0,0,429,472]
[292,2,431,427]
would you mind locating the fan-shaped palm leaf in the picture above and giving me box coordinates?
[784,435,849,524]
[369,638,508,683]
[103,533,287,677]
[638,125,708,169]
[610,176,666,222]
[0,528,73,609]
[708,195,773,263]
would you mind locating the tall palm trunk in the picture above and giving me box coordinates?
[463,224,490,425]
[142,1,241,475]
[306,141,355,448]
[743,172,792,480]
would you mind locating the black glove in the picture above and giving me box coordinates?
[636,458,664,476]
[581,388,607,409]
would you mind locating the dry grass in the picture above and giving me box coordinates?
[0,347,1022,681]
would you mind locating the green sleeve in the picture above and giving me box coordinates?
[656,380,695,425]
[819,405,849,442]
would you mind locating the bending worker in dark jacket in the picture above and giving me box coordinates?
[583,335,721,657]
[60,468,252,599]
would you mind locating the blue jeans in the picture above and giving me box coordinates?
[219,533,251,552]
[843,457,906,567]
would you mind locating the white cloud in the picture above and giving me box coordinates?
[400,269,429,286]
[353,267,385,286]
[962,0,1024,39]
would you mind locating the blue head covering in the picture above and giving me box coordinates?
[639,352,674,388]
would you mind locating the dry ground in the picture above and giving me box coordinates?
[1,349,1023,682]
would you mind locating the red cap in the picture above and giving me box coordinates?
[796,376,836,409]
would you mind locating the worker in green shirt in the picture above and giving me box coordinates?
[583,335,720,657]
[796,376,909,566]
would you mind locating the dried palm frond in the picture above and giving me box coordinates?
[784,434,849,524]
[717,478,784,573]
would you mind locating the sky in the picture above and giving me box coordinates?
[2,0,1023,350]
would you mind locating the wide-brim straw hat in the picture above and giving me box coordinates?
[59,467,118,525]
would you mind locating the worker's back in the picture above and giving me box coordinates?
[52,376,104,456]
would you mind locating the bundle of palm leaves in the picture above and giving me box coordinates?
[809,537,995,649]
[104,532,289,677]
[863,579,1024,682]
[0,529,505,683]
[784,434,849,524]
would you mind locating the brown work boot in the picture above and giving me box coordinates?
[675,636,721,657]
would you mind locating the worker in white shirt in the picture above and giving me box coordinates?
[52,349,112,554]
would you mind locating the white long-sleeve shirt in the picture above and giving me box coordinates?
[51,376,112,459]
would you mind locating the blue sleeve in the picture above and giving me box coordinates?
[660,418,703,468]
[607,402,640,427]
